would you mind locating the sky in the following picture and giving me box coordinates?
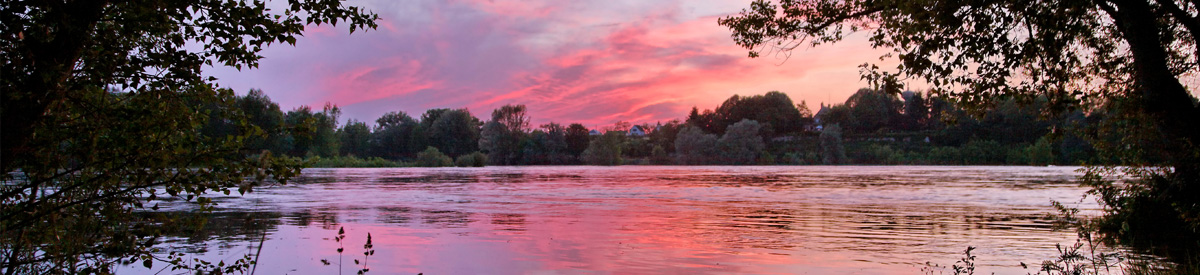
[205,0,894,128]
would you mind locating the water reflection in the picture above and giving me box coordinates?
[123,166,1126,274]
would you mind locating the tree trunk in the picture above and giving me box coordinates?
[1,2,107,172]
[1107,0,1200,193]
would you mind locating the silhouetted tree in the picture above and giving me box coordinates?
[237,89,290,154]
[426,109,482,157]
[338,119,372,158]
[373,111,420,160]
[565,123,591,157]
[479,104,529,165]
[845,88,902,134]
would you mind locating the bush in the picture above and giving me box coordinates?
[860,144,903,164]
[415,146,453,167]
[649,145,672,165]
[819,124,848,164]
[307,155,404,168]
[454,151,488,167]
[582,132,623,165]
[675,125,719,164]
[928,146,962,165]
[718,119,765,164]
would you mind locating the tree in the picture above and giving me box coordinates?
[721,0,1200,251]
[1,1,376,273]
[817,104,855,130]
[339,119,372,158]
[844,88,902,134]
[820,124,848,165]
[479,104,530,165]
[415,146,454,167]
[689,91,806,136]
[796,100,815,127]
[426,109,482,157]
[565,123,591,157]
[284,103,340,157]
[237,89,290,154]
[373,111,420,160]
[494,104,530,134]
[674,125,720,165]
[648,120,683,154]
[901,91,929,131]
[718,119,766,164]
[522,123,569,164]
[582,131,624,165]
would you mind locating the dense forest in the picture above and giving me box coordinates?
[218,89,1110,167]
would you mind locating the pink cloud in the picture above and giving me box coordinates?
[204,0,894,127]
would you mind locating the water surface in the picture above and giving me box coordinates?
[127,166,1107,274]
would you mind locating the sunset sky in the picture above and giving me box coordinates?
[205,0,895,128]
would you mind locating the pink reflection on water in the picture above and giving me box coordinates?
[125,166,1107,274]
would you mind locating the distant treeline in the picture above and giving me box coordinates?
[205,89,1109,167]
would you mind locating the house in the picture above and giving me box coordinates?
[627,125,649,137]
[811,103,831,131]
[588,129,602,136]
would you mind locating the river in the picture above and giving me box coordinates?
[123,166,1114,274]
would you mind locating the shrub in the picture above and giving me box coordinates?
[415,146,453,167]
[454,151,488,167]
[582,132,623,165]
[649,145,672,165]
[307,155,403,168]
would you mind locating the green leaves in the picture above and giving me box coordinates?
[1,0,376,273]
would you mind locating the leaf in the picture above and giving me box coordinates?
[143,259,153,268]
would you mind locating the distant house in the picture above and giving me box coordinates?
[588,129,602,136]
[811,104,831,131]
[627,125,649,137]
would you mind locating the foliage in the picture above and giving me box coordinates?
[372,111,420,160]
[479,104,529,165]
[1027,137,1057,166]
[454,152,488,167]
[648,120,684,154]
[339,119,372,158]
[819,124,848,164]
[415,147,453,167]
[565,123,591,157]
[522,123,573,165]
[686,91,808,136]
[237,89,290,154]
[425,109,482,157]
[845,88,902,134]
[307,155,403,168]
[674,125,720,165]
[718,119,766,164]
[582,132,624,166]
[0,1,377,273]
[284,104,342,157]
[650,145,672,165]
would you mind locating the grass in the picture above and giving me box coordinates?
[305,156,408,168]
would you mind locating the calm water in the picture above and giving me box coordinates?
[124,166,1111,274]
